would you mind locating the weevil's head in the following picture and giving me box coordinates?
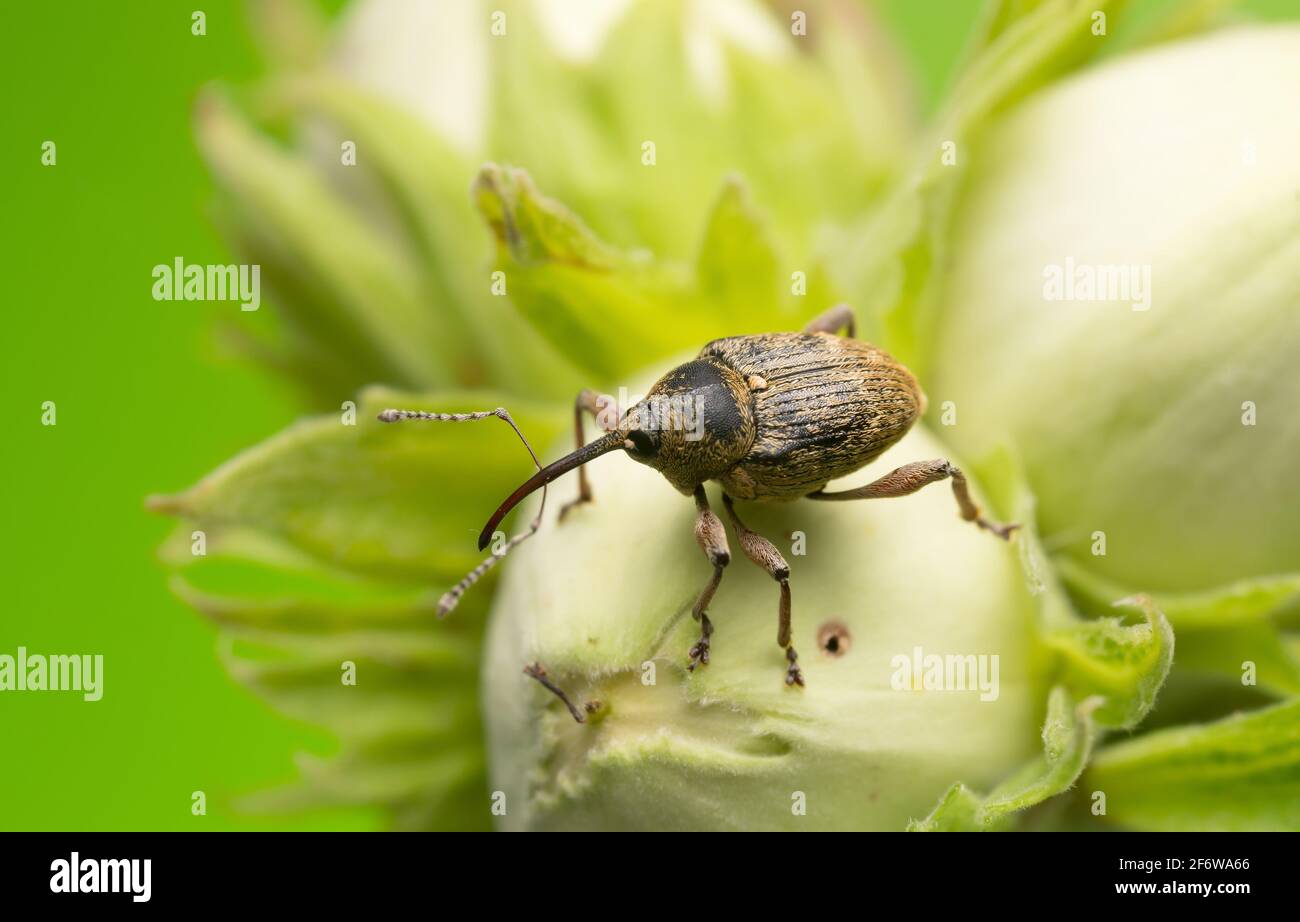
[477,358,755,549]
[618,358,755,494]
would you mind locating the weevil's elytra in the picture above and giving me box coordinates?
[379,304,1019,721]
[702,331,927,501]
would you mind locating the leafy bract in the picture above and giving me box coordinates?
[485,0,904,266]
[980,448,1174,731]
[150,387,566,828]
[1086,698,1300,831]
[174,553,491,830]
[474,165,829,383]
[1043,595,1175,730]
[255,76,582,400]
[150,387,563,582]
[910,687,1101,830]
[1058,559,1300,696]
[196,92,456,393]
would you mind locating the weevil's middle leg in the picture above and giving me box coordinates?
[802,303,856,338]
[687,485,730,672]
[722,494,804,688]
[808,459,1020,540]
[559,388,619,522]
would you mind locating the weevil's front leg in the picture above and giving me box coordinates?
[802,303,856,338]
[687,485,730,671]
[559,388,619,522]
[808,459,1019,540]
[722,495,804,688]
[523,663,600,724]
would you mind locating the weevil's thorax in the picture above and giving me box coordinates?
[620,358,755,494]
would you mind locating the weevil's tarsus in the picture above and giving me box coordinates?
[377,406,547,618]
[785,646,805,687]
[946,464,1021,540]
[808,458,1020,541]
[559,388,619,523]
[687,613,713,671]
[723,494,802,688]
[687,485,729,672]
[523,662,593,724]
[479,430,625,550]
[801,302,856,338]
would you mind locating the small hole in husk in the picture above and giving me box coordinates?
[817,621,851,657]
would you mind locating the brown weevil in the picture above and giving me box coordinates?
[380,304,1018,721]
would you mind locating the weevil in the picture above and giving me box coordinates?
[379,304,1018,722]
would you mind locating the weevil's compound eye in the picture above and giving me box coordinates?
[625,428,657,457]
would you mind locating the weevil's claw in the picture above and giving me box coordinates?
[785,646,805,688]
[687,613,714,672]
[687,641,710,671]
[980,519,1021,542]
[558,494,591,523]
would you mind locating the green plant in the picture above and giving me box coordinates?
[153,0,1300,830]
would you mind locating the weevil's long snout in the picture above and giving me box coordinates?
[478,431,625,550]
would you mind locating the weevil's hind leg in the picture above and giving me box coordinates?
[559,388,619,522]
[802,303,856,338]
[722,495,803,687]
[687,485,730,672]
[377,406,548,616]
[523,663,599,724]
[808,459,1020,540]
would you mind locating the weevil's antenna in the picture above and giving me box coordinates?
[378,406,546,618]
[477,430,625,551]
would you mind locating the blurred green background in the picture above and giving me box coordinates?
[0,0,1291,831]
[2,1,370,831]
